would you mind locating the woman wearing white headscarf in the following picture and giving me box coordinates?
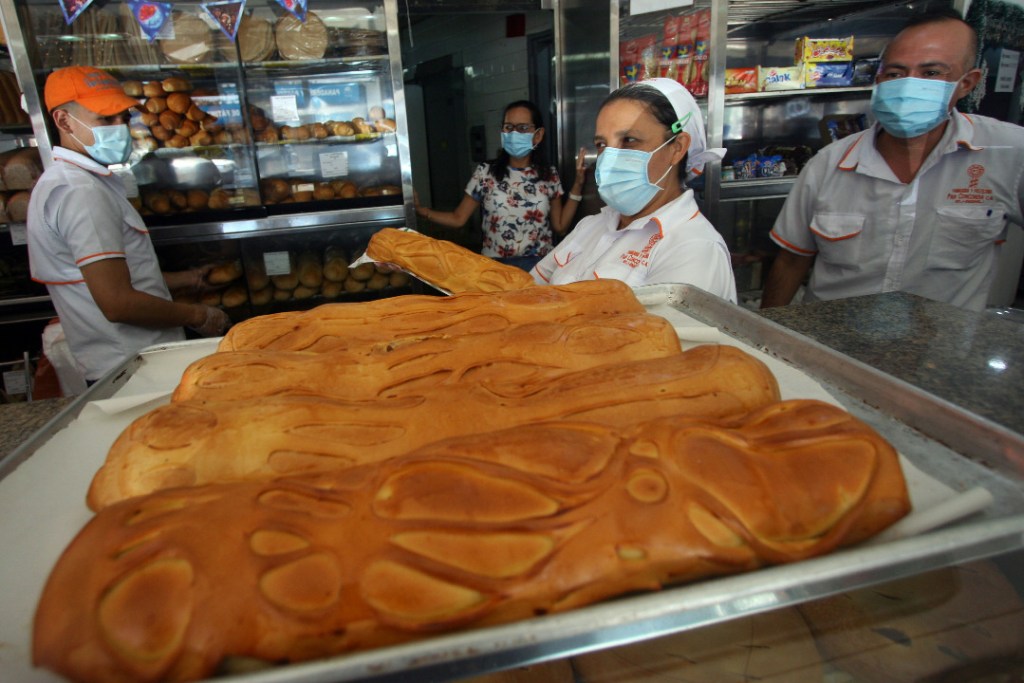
[531,78,736,302]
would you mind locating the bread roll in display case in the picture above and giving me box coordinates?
[0,0,417,320]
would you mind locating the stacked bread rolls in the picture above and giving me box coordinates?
[126,76,222,152]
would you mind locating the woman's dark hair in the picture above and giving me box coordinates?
[599,83,689,186]
[489,99,554,182]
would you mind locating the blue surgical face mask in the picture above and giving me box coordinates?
[870,77,957,139]
[501,131,536,159]
[595,135,677,217]
[70,114,132,165]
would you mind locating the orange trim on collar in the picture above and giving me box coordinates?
[650,217,665,237]
[771,230,818,255]
[553,250,573,267]
[533,268,551,283]
[836,136,863,171]
[75,250,125,264]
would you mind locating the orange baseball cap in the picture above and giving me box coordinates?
[44,66,139,115]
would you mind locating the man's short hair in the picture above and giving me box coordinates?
[896,9,979,70]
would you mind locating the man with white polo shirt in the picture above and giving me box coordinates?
[27,66,229,384]
[761,10,1024,311]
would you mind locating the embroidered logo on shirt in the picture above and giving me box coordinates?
[620,233,662,269]
[947,164,992,204]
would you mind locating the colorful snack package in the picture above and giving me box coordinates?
[658,15,680,80]
[638,34,659,81]
[620,38,640,85]
[674,12,695,86]
[805,62,854,88]
[851,57,880,86]
[688,9,711,97]
[795,36,854,64]
[725,67,758,94]
[758,65,805,91]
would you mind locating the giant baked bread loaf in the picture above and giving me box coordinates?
[365,227,537,293]
[218,279,644,352]
[88,345,780,510]
[174,312,681,403]
[37,400,910,683]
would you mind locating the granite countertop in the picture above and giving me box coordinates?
[0,397,74,461]
[760,292,1024,436]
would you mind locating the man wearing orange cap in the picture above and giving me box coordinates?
[26,66,229,385]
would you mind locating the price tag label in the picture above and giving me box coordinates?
[263,251,292,276]
[319,151,349,178]
[9,223,27,246]
[270,95,300,124]
[3,369,27,396]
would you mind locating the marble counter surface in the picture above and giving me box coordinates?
[760,292,1024,436]
[0,397,73,461]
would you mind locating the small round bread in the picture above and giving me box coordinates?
[185,104,206,122]
[280,125,310,142]
[330,180,357,198]
[150,125,172,142]
[312,183,334,200]
[256,126,279,143]
[271,272,298,290]
[129,124,151,140]
[139,111,160,127]
[246,262,270,291]
[208,261,243,285]
[162,76,192,92]
[166,92,192,114]
[292,285,317,300]
[142,81,164,98]
[166,189,188,210]
[213,130,233,145]
[329,121,354,136]
[250,286,273,306]
[186,189,209,210]
[158,110,183,131]
[145,97,167,114]
[348,262,375,282]
[136,136,159,153]
[374,118,397,133]
[366,272,389,290]
[308,122,329,139]
[207,189,233,210]
[201,291,222,306]
[190,130,213,147]
[272,287,292,302]
[389,271,410,288]
[259,178,291,203]
[175,119,199,138]
[143,192,171,214]
[319,280,343,299]
[166,134,189,149]
[221,284,248,308]
[343,277,366,293]
[122,80,144,97]
[292,190,314,202]
[368,105,385,121]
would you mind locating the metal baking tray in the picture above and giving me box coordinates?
[2,285,1024,683]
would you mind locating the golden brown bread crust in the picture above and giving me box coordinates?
[38,400,909,683]
[173,312,682,403]
[89,345,780,510]
[217,279,645,352]
[366,227,537,293]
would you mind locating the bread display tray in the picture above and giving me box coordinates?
[3,283,1023,683]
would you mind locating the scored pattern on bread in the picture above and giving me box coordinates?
[217,279,645,352]
[174,312,682,403]
[88,345,781,510]
[36,400,910,683]
[365,228,537,293]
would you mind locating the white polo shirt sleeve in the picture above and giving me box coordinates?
[769,148,831,257]
[52,174,129,269]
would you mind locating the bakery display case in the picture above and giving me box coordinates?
[0,0,413,317]
[615,0,956,294]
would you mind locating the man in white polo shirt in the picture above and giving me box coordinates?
[28,66,229,383]
[761,10,1024,311]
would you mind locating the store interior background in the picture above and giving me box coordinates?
[396,0,1024,310]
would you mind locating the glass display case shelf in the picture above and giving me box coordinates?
[725,84,873,104]
[720,176,797,200]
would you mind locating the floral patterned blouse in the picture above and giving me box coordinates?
[465,162,564,259]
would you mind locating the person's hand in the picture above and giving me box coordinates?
[193,264,217,294]
[191,305,230,337]
[571,147,588,195]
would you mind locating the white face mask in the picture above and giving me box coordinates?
[68,113,132,165]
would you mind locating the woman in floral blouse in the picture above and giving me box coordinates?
[415,100,586,272]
